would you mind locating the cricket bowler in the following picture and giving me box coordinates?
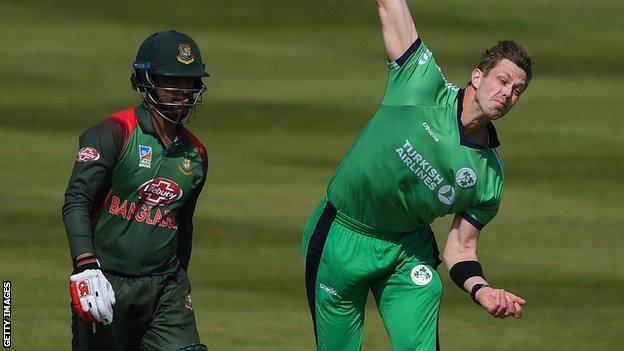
[62,30,210,350]
[302,1,534,350]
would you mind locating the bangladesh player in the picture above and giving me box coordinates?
[302,1,534,350]
[63,30,210,351]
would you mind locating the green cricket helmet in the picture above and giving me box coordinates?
[131,30,209,124]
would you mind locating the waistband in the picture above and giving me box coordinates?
[326,200,428,241]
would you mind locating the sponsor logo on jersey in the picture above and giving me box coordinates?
[455,167,477,188]
[410,265,433,286]
[422,122,440,142]
[138,145,152,169]
[319,283,340,298]
[418,49,432,65]
[76,147,100,162]
[176,43,195,65]
[138,178,183,206]
[396,139,445,191]
[108,195,179,229]
[437,185,456,205]
[178,158,193,176]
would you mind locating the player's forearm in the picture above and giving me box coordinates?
[442,225,479,269]
[442,244,486,292]
[377,0,418,60]
[176,185,203,272]
[63,205,96,260]
[177,220,193,272]
[443,214,489,293]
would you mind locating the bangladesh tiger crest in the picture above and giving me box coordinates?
[178,158,193,176]
[176,43,195,64]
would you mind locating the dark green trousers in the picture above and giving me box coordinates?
[71,268,202,351]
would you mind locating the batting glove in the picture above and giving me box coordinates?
[69,256,116,325]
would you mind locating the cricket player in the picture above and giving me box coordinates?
[62,30,210,351]
[302,1,534,350]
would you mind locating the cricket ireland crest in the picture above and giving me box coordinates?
[455,167,477,188]
[410,265,433,286]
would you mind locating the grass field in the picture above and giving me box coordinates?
[1,1,623,350]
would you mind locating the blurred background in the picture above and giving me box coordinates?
[1,0,623,349]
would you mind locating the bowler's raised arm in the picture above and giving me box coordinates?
[376,0,418,60]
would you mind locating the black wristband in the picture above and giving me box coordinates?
[449,260,484,290]
[470,283,490,305]
[72,255,99,274]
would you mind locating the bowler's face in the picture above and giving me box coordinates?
[473,59,527,119]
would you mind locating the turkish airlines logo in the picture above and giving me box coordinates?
[437,185,456,205]
[137,178,183,206]
[76,147,100,162]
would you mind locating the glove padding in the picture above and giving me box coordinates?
[69,269,116,325]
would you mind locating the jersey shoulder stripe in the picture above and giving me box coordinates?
[108,108,139,134]
[108,108,139,159]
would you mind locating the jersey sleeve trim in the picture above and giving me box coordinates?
[461,212,485,230]
[387,38,422,69]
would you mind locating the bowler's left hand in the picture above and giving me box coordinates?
[475,287,525,319]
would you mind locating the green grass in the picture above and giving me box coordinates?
[1,0,623,349]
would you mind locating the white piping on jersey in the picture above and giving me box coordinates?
[491,148,505,182]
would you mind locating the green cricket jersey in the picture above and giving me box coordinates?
[63,105,208,276]
[328,39,504,233]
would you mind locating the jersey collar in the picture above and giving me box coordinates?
[136,104,157,134]
[135,104,190,143]
[456,89,501,149]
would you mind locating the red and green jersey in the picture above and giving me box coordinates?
[327,39,504,234]
[63,105,208,276]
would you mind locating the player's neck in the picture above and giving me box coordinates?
[461,86,491,146]
[150,113,178,148]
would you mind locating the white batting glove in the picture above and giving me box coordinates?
[69,259,116,325]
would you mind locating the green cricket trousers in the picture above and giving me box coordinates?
[71,267,206,351]
[303,199,443,351]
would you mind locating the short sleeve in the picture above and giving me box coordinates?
[461,197,500,231]
[461,156,505,230]
[382,38,460,107]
